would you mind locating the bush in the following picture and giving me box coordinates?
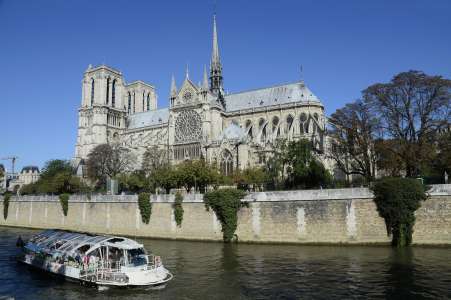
[59,193,70,216]
[173,192,184,227]
[204,189,247,242]
[3,192,11,220]
[371,177,427,247]
[138,192,152,224]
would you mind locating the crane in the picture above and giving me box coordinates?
[1,156,18,175]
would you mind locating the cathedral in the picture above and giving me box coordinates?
[74,15,327,176]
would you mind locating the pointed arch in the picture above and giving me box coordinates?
[111,79,116,107]
[127,92,131,113]
[90,78,95,106]
[220,149,234,176]
[286,114,294,139]
[146,93,151,111]
[258,118,268,143]
[245,119,253,140]
[106,77,110,104]
[272,116,280,139]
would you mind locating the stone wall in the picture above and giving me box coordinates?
[1,185,450,245]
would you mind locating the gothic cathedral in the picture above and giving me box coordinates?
[74,15,327,175]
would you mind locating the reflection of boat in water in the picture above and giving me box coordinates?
[17,229,173,287]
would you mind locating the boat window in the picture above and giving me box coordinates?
[108,238,125,244]
[127,248,147,267]
[76,244,91,254]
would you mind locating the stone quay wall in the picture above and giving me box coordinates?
[1,185,450,245]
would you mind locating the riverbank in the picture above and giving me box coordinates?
[1,185,450,245]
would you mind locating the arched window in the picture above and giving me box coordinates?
[142,92,145,112]
[300,113,308,134]
[90,78,95,106]
[147,93,150,111]
[133,92,136,113]
[111,79,116,107]
[286,115,294,137]
[220,150,234,176]
[245,120,253,139]
[106,78,110,105]
[272,116,280,138]
[259,118,267,143]
[127,92,131,113]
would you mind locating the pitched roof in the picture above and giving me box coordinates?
[224,81,322,112]
[127,108,169,129]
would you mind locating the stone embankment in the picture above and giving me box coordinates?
[1,185,450,245]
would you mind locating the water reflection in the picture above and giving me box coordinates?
[0,227,451,299]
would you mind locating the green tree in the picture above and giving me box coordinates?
[204,189,247,242]
[284,139,331,189]
[371,177,427,247]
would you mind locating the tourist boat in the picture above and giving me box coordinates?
[16,229,173,287]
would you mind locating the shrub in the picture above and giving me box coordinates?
[371,177,427,247]
[204,189,247,242]
[138,192,152,224]
[173,192,184,227]
[3,192,11,220]
[59,193,70,217]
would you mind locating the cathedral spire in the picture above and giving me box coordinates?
[211,14,221,69]
[209,13,223,96]
[170,74,177,97]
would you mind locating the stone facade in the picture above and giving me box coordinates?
[1,186,451,245]
[74,15,330,174]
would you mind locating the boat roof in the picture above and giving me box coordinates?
[26,230,144,256]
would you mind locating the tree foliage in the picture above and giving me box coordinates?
[173,192,184,227]
[138,192,152,224]
[21,159,86,195]
[142,146,169,175]
[233,167,269,191]
[204,189,247,242]
[59,193,70,216]
[328,100,378,183]
[364,70,451,177]
[86,143,135,186]
[371,177,427,247]
[266,139,331,189]
[3,192,11,220]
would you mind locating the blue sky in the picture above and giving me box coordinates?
[1,0,450,171]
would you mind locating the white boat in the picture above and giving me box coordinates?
[17,229,173,287]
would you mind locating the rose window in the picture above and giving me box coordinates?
[175,110,202,143]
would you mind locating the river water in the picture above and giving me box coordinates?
[0,227,450,299]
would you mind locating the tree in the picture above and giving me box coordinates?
[153,165,178,194]
[371,177,427,247]
[265,139,331,189]
[233,167,269,191]
[265,139,289,190]
[40,160,73,180]
[142,146,169,175]
[284,139,331,189]
[364,70,451,177]
[86,143,135,186]
[20,159,86,195]
[328,100,379,183]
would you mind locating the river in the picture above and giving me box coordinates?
[0,227,450,299]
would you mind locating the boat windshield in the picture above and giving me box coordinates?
[127,248,147,267]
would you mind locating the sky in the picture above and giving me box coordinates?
[1,0,450,171]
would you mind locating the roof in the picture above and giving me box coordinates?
[127,108,169,129]
[21,166,39,173]
[224,81,322,112]
[26,230,143,256]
